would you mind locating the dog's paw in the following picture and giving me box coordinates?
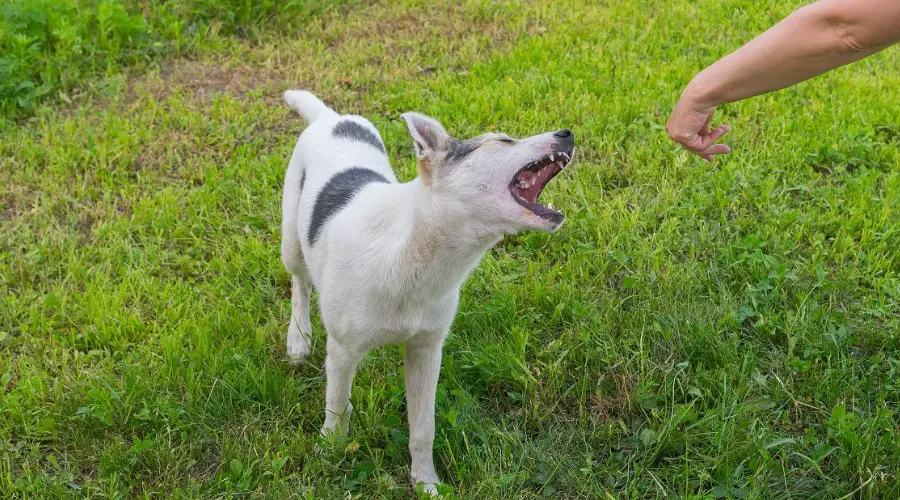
[286,332,311,365]
[315,425,349,454]
[414,481,444,498]
[286,345,310,365]
[412,470,443,497]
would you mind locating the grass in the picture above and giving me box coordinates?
[1,0,899,497]
[0,0,352,117]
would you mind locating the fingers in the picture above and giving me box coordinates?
[675,133,733,160]
[698,125,730,150]
[697,142,732,162]
[665,99,732,161]
[691,125,731,161]
[707,125,730,143]
[703,144,731,155]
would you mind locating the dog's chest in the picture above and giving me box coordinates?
[369,301,456,345]
[320,285,459,346]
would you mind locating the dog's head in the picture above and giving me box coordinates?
[402,112,574,233]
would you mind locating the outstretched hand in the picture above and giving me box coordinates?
[666,96,731,162]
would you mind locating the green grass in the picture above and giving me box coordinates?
[2,0,899,497]
[0,0,352,117]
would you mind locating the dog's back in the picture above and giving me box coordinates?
[282,91,397,256]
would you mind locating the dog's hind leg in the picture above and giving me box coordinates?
[281,164,313,364]
[286,274,313,364]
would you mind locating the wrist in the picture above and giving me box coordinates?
[684,70,721,110]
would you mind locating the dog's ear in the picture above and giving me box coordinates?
[402,112,450,186]
[402,112,450,159]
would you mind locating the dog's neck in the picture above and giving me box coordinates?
[393,178,503,298]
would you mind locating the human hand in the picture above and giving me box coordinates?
[666,92,731,162]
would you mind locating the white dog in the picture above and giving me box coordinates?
[280,91,574,494]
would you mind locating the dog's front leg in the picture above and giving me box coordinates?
[321,337,363,441]
[404,336,444,494]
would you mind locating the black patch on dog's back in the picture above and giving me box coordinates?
[445,137,483,165]
[332,120,385,153]
[308,167,389,245]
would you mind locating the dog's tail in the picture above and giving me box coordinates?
[284,90,336,123]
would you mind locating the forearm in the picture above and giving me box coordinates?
[686,0,900,108]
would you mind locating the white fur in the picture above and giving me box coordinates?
[280,90,572,494]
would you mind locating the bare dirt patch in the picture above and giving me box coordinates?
[0,184,33,224]
[135,60,273,103]
[125,0,568,109]
[589,371,637,424]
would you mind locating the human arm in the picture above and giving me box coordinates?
[667,0,900,161]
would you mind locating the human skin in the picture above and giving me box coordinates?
[667,0,900,161]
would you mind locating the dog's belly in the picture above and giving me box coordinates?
[318,288,458,350]
[367,327,431,347]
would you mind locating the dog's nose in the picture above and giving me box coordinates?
[554,129,572,139]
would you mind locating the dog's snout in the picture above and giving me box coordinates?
[553,129,574,151]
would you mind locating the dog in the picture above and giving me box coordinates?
[280,90,574,494]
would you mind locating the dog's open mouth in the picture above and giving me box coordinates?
[509,151,571,223]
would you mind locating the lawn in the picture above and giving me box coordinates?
[2,0,899,497]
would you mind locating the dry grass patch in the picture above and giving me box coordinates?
[127,0,575,111]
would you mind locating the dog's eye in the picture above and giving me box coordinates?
[497,136,515,144]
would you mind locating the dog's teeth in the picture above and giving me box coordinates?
[550,154,555,162]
